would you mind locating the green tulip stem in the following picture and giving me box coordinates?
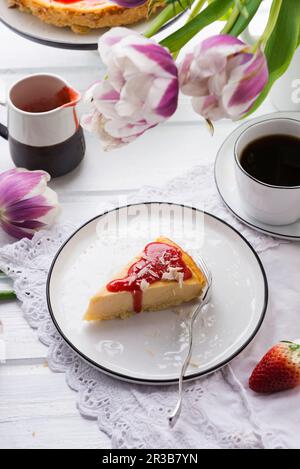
[187,0,206,22]
[253,0,282,52]
[0,271,16,300]
[234,0,249,18]
[0,290,17,300]
[170,0,206,59]
[144,0,196,38]
[220,6,239,34]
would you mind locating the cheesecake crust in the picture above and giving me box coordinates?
[8,0,161,33]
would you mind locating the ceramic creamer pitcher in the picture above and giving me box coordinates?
[0,73,85,177]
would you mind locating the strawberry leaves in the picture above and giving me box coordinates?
[281,341,300,352]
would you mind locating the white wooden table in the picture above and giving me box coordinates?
[1,19,300,449]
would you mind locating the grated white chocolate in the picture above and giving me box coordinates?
[140,279,150,291]
[162,267,184,288]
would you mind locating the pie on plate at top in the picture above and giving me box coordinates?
[7,0,161,34]
[84,236,206,321]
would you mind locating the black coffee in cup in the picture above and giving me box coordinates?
[240,134,300,187]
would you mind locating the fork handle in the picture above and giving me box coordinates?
[168,308,200,427]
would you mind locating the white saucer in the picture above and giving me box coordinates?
[47,202,267,385]
[215,111,300,241]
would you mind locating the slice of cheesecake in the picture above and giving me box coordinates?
[8,0,163,34]
[84,237,206,321]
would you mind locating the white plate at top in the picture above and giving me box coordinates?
[0,0,178,50]
[215,112,300,241]
[47,202,268,384]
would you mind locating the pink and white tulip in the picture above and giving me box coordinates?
[82,27,179,150]
[179,34,269,121]
[0,169,60,240]
[113,0,147,7]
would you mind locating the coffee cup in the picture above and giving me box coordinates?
[234,117,300,226]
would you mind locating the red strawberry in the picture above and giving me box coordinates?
[249,340,300,394]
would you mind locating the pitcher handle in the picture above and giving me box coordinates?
[0,80,8,140]
[0,123,8,140]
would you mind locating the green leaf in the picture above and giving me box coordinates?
[160,0,234,52]
[208,0,234,21]
[229,0,262,37]
[247,0,300,115]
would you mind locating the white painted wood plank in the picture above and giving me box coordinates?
[0,364,110,448]
[0,367,81,420]
[50,98,276,192]
[0,23,100,69]
[0,302,47,361]
[0,416,109,448]
[0,100,276,195]
[0,67,104,95]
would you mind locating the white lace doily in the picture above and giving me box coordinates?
[0,164,285,449]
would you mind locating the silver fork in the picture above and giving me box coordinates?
[168,254,212,427]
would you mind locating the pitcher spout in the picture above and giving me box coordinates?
[59,85,81,109]
[52,82,81,111]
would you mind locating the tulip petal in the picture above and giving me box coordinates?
[0,169,49,206]
[192,94,225,121]
[112,0,147,7]
[156,78,179,118]
[12,220,46,229]
[0,219,43,239]
[132,44,178,77]
[5,195,54,221]
[99,89,120,101]
[200,34,245,54]
[223,51,268,118]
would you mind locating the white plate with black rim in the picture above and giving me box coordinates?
[47,202,268,384]
[0,0,180,50]
[215,111,300,241]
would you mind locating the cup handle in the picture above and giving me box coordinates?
[0,80,8,140]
